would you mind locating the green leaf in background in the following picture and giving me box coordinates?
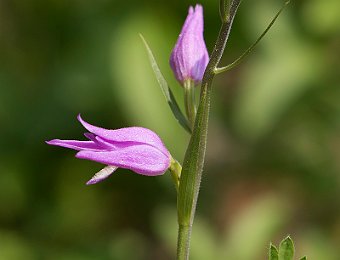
[298,230,337,259]
[302,0,340,35]
[221,194,289,260]
[300,257,307,260]
[0,231,36,260]
[233,1,325,141]
[278,236,294,260]
[140,34,191,134]
[269,243,279,260]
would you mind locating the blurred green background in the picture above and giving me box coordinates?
[1,0,339,259]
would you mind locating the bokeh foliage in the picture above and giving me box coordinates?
[0,0,339,259]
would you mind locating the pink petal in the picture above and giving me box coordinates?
[76,144,170,176]
[183,5,204,36]
[46,139,102,151]
[180,6,195,34]
[77,115,169,156]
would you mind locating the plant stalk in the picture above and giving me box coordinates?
[184,80,196,130]
[176,1,241,259]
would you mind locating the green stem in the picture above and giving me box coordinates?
[177,224,191,258]
[184,80,196,130]
[176,1,241,259]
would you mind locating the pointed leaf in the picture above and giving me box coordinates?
[140,34,191,134]
[269,243,279,260]
[279,236,294,260]
[215,0,291,75]
[300,257,307,260]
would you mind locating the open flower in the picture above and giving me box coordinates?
[46,115,171,185]
[170,4,209,86]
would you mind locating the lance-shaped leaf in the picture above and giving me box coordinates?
[140,34,191,134]
[278,236,294,260]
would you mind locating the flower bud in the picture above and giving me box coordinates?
[170,5,209,86]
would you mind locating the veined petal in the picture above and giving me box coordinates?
[46,139,102,151]
[86,165,118,185]
[77,114,169,156]
[76,144,170,176]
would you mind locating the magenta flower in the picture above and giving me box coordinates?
[46,115,171,185]
[170,4,209,86]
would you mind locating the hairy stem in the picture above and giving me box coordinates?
[176,1,241,259]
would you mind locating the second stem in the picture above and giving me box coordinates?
[184,80,196,130]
